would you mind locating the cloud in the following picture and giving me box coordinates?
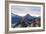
[11,6,41,16]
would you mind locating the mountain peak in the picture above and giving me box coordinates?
[25,14,31,16]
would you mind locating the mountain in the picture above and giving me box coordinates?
[11,13,22,24]
[24,14,34,20]
[11,13,41,28]
[11,13,40,24]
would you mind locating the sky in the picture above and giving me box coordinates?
[11,6,41,17]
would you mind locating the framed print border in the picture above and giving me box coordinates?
[5,0,45,34]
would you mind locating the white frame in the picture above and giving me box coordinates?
[9,3,43,31]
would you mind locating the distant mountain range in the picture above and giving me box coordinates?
[11,13,40,28]
[11,13,22,24]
